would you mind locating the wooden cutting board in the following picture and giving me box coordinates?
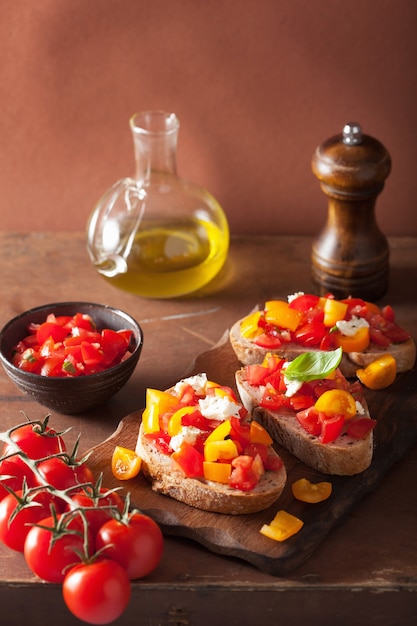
[86,331,417,576]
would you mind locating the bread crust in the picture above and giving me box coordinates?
[235,370,373,476]
[229,317,416,377]
[136,424,287,514]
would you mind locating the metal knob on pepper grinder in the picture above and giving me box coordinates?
[311,122,391,301]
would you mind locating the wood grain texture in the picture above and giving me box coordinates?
[87,331,417,576]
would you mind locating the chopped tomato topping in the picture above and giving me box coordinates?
[11,312,133,377]
[240,293,410,352]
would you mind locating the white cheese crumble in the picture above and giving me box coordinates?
[283,377,303,398]
[355,400,366,415]
[336,316,369,337]
[281,361,304,397]
[170,426,202,452]
[287,291,304,303]
[173,373,208,396]
[198,395,241,421]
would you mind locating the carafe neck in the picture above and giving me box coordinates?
[129,111,178,185]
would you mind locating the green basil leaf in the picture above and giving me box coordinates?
[284,347,343,382]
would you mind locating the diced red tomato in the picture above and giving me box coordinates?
[244,443,269,466]
[229,455,260,491]
[296,406,321,436]
[294,321,326,346]
[229,416,252,448]
[381,304,395,323]
[264,452,283,472]
[254,333,282,348]
[382,322,411,343]
[172,442,204,478]
[245,365,269,386]
[347,418,377,439]
[319,413,345,444]
[36,322,69,345]
[289,394,315,411]
[145,431,171,455]
[260,388,291,410]
[369,327,391,347]
[81,341,104,366]
[288,294,320,312]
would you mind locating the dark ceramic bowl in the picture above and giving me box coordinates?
[0,302,143,414]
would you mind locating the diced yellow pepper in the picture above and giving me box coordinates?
[260,510,304,542]
[204,439,238,462]
[240,310,262,338]
[142,388,178,434]
[334,326,370,352]
[206,380,220,389]
[314,388,357,419]
[167,405,197,436]
[356,354,397,390]
[250,420,273,445]
[322,298,348,327]
[204,419,232,444]
[203,461,232,484]
[264,300,302,331]
[291,478,332,503]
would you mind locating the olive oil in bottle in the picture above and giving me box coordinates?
[87,111,229,298]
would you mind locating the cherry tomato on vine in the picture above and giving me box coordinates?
[0,455,37,500]
[0,489,56,552]
[66,487,124,537]
[62,558,131,625]
[24,513,91,583]
[35,456,94,491]
[2,420,66,460]
[95,512,164,579]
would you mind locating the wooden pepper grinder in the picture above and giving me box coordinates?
[311,122,391,301]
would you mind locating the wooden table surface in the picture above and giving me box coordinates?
[0,232,416,626]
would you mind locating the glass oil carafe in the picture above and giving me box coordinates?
[87,111,229,298]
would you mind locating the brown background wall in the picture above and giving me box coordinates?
[0,0,416,236]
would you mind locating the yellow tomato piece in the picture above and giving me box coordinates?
[291,478,332,503]
[314,388,357,419]
[142,388,178,434]
[203,461,232,484]
[204,419,232,444]
[111,446,142,480]
[240,310,262,338]
[250,420,273,445]
[167,406,197,437]
[264,300,302,331]
[260,510,304,542]
[322,298,348,327]
[356,354,397,390]
[334,326,370,352]
[204,439,238,462]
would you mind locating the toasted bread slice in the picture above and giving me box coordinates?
[235,369,374,476]
[230,316,416,378]
[136,423,287,515]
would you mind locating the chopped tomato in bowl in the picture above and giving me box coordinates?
[0,302,143,414]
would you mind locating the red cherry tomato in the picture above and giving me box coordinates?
[66,487,124,537]
[36,456,94,491]
[95,512,164,580]
[24,514,91,583]
[2,420,66,460]
[0,455,37,500]
[0,489,55,552]
[62,558,131,625]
